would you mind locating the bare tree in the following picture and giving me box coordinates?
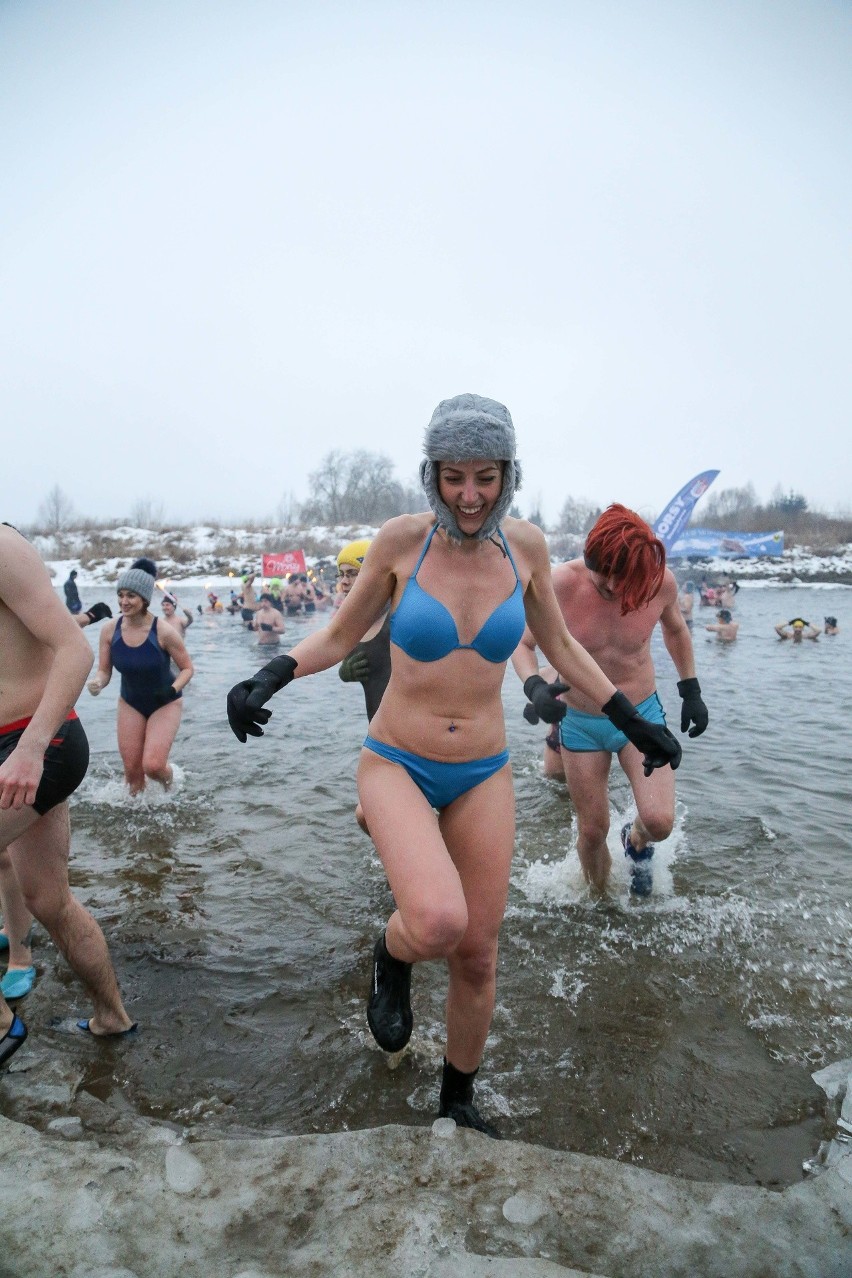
[37,485,76,535]
[702,484,757,524]
[556,497,600,535]
[302,450,419,524]
[276,490,300,526]
[129,498,165,530]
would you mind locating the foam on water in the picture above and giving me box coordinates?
[74,763,187,809]
[516,799,687,908]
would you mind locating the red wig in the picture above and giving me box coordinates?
[584,503,666,615]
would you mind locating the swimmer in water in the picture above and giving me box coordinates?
[252,593,286,645]
[0,523,135,1054]
[677,580,696,630]
[161,592,194,637]
[63,569,82,614]
[87,558,194,794]
[227,394,679,1136]
[824,616,839,636]
[283,575,303,616]
[705,608,739,642]
[513,503,707,898]
[775,618,821,642]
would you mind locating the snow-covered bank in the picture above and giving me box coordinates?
[34,523,852,588]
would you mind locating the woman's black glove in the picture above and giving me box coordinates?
[677,677,708,737]
[84,601,113,624]
[523,676,570,725]
[227,655,298,742]
[153,685,180,707]
[602,691,682,776]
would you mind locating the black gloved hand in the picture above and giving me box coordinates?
[602,691,682,777]
[84,601,113,624]
[153,685,180,707]
[339,650,370,684]
[227,655,298,743]
[523,676,570,725]
[677,677,708,738]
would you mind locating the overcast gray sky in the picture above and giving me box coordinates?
[2,0,850,529]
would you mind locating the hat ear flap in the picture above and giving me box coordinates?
[420,458,464,542]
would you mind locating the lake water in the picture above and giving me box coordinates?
[9,583,851,1186]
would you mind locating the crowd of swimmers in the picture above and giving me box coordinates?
[1,393,841,1137]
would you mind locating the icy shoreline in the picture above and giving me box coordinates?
[33,523,852,590]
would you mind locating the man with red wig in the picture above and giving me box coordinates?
[513,503,707,896]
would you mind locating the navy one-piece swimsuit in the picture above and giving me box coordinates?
[111,617,179,719]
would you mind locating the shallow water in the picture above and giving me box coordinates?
[9,585,852,1185]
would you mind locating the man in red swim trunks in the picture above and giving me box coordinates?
[0,523,135,1066]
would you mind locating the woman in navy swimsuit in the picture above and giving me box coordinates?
[88,559,194,794]
[227,395,680,1135]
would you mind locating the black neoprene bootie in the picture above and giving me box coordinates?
[438,1058,502,1139]
[367,932,413,1052]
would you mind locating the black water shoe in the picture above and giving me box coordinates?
[367,932,413,1052]
[438,1058,502,1139]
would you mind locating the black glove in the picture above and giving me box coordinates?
[153,685,180,707]
[339,650,370,684]
[84,601,113,624]
[227,655,298,743]
[677,677,708,738]
[602,691,682,777]
[523,676,570,725]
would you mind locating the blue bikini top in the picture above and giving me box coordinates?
[390,524,526,664]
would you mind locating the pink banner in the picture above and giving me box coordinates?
[262,550,306,578]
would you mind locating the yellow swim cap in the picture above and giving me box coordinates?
[337,539,372,570]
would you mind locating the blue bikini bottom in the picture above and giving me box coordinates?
[362,736,510,810]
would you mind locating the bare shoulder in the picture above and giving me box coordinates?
[552,557,585,587]
[156,617,182,647]
[660,568,679,599]
[370,514,433,564]
[501,517,550,575]
[0,523,54,602]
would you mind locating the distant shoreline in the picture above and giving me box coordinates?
[32,522,852,589]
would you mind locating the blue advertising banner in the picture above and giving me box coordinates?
[669,528,785,558]
[653,470,720,551]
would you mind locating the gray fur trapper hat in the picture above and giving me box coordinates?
[419,393,523,542]
[116,559,156,604]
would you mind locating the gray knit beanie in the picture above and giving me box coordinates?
[116,558,156,604]
[419,393,522,542]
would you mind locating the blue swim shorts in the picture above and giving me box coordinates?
[559,692,666,754]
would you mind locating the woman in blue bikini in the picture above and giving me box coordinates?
[88,559,194,794]
[227,395,680,1134]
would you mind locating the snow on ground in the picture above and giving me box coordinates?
[35,524,852,590]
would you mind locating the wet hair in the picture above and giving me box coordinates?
[583,504,666,615]
[825,616,837,628]
[717,609,732,623]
